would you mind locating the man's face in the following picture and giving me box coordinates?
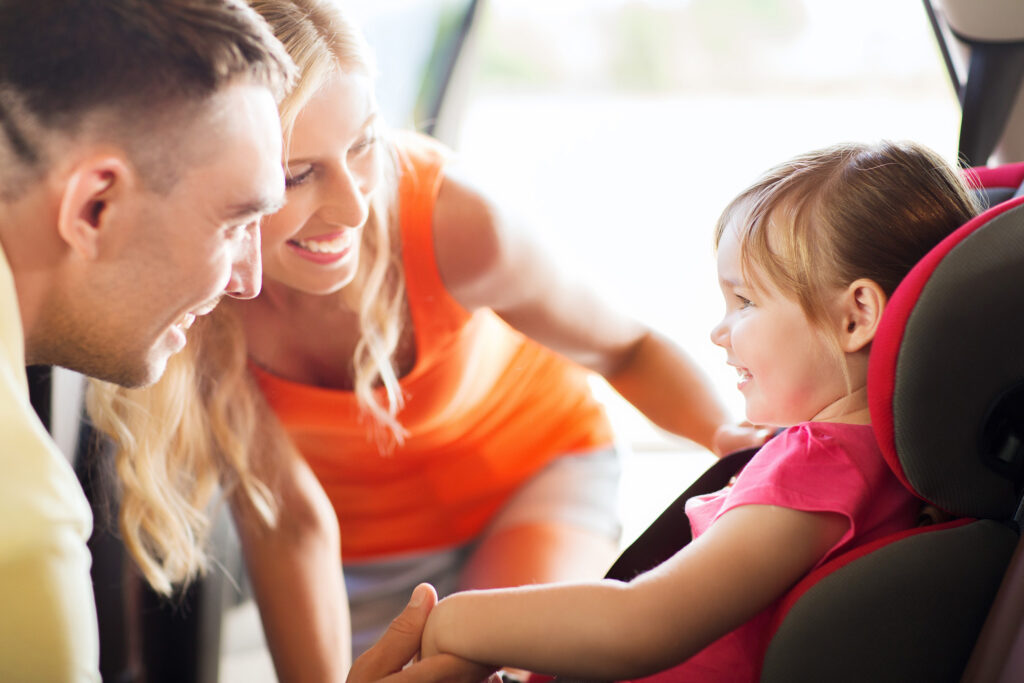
[60,83,284,386]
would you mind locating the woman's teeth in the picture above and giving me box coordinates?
[292,233,351,254]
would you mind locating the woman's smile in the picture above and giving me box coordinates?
[286,229,358,264]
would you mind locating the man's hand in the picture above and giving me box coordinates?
[347,583,499,683]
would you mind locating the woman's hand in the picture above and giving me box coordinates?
[711,422,774,457]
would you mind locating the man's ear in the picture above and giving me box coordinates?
[837,278,887,353]
[56,155,134,260]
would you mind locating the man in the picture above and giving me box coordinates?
[0,1,292,679]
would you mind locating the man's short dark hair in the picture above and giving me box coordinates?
[0,0,295,193]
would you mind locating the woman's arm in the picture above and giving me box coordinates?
[421,504,847,679]
[432,171,740,454]
[231,443,350,683]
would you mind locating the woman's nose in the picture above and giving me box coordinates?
[320,166,369,229]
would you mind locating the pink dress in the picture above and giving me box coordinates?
[627,422,920,682]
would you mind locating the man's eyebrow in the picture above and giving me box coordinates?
[224,194,286,222]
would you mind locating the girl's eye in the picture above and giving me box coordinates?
[285,166,314,188]
[736,295,753,309]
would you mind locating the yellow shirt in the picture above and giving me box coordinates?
[0,243,99,681]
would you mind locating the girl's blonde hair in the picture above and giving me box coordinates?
[715,140,979,368]
[87,0,406,594]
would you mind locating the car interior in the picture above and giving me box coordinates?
[23,0,1024,681]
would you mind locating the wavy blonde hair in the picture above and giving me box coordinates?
[87,0,407,594]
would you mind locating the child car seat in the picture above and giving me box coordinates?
[604,163,1024,682]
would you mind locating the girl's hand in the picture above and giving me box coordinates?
[712,422,774,457]
[420,596,442,659]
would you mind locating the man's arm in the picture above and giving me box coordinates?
[0,375,100,682]
[0,528,100,681]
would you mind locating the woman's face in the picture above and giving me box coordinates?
[260,69,381,296]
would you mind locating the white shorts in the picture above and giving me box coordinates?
[344,445,623,657]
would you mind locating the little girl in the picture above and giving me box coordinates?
[416,140,980,681]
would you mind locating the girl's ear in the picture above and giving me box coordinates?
[57,155,133,260]
[837,278,887,353]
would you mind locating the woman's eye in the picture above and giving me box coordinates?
[285,166,314,188]
[351,135,377,155]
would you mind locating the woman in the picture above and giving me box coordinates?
[89,1,763,679]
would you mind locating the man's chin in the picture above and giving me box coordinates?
[83,348,172,389]
[129,353,173,388]
[92,364,162,390]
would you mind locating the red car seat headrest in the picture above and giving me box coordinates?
[869,194,1024,519]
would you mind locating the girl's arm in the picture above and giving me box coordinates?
[421,504,847,679]
[432,171,744,454]
[230,444,351,683]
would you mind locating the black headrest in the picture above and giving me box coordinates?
[869,196,1024,519]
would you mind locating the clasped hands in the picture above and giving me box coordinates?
[348,583,497,683]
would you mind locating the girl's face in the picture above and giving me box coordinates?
[710,225,848,427]
[260,69,381,296]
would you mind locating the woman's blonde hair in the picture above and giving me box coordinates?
[87,0,407,594]
[714,140,980,376]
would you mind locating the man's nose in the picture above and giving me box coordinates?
[225,224,263,300]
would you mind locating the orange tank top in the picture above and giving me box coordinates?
[251,132,614,560]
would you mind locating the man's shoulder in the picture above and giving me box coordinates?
[0,367,92,558]
[0,359,99,682]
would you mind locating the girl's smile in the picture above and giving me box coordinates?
[728,363,753,392]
